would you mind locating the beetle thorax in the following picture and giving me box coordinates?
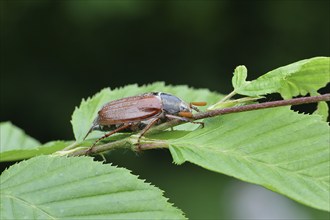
[158,93,191,115]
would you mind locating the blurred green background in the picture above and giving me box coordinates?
[1,0,329,219]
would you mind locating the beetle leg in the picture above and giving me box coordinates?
[166,114,205,128]
[166,114,191,121]
[192,121,205,128]
[136,117,160,151]
[86,124,132,155]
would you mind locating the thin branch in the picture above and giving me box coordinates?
[67,137,168,156]
[147,93,330,134]
[68,93,329,156]
[195,93,330,119]
[68,138,132,156]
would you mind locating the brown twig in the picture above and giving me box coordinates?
[147,93,330,134]
[68,93,329,156]
[195,93,330,119]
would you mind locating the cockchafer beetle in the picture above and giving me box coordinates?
[83,92,206,150]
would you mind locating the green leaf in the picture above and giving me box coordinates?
[167,107,330,211]
[234,57,330,99]
[232,65,249,90]
[0,156,186,219]
[0,121,40,150]
[71,82,222,141]
[71,88,112,142]
[207,96,262,110]
[314,101,329,122]
[0,122,71,162]
[311,91,329,121]
[0,141,72,162]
